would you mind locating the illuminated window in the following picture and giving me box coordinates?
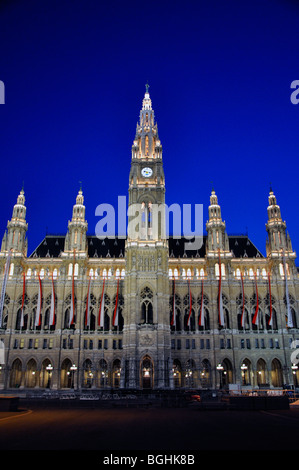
[68,264,73,278]
[262,268,267,279]
[9,263,14,278]
[74,263,79,278]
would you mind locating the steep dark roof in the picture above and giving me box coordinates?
[168,235,263,258]
[29,234,264,259]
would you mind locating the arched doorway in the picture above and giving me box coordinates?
[240,358,252,386]
[60,358,73,388]
[200,359,212,388]
[40,359,53,388]
[173,359,182,388]
[112,359,121,388]
[257,358,267,387]
[271,359,283,388]
[185,359,197,388]
[221,358,233,388]
[10,359,22,388]
[141,356,153,389]
[82,359,93,388]
[25,359,38,388]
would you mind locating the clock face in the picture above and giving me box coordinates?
[141,167,153,177]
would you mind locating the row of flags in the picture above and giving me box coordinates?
[19,271,56,329]
[0,251,294,329]
[171,252,294,328]
[16,270,120,329]
[85,277,120,329]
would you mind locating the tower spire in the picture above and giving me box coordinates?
[131,86,162,160]
[1,188,28,256]
[63,188,88,256]
[206,188,230,257]
[265,187,295,258]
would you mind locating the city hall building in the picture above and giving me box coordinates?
[0,88,298,393]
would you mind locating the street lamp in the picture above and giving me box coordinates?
[216,363,224,389]
[70,363,77,389]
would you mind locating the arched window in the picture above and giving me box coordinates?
[63,293,76,329]
[44,293,57,330]
[170,294,181,331]
[198,307,210,331]
[74,263,79,278]
[140,287,153,324]
[68,263,73,278]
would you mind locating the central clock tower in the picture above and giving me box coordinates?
[122,85,171,390]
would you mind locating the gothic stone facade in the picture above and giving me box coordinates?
[0,89,298,392]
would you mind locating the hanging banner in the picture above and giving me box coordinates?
[0,250,12,328]
[240,272,245,328]
[171,278,176,327]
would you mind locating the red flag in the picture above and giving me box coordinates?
[113,278,119,327]
[268,272,273,326]
[20,271,26,328]
[171,279,176,326]
[35,274,42,327]
[85,276,91,327]
[240,272,245,328]
[218,251,224,326]
[98,277,106,327]
[49,272,55,327]
[69,265,75,327]
[252,273,259,325]
[198,278,204,327]
[187,279,192,327]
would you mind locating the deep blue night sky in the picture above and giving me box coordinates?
[0,0,298,260]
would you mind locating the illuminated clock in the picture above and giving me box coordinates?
[141,167,153,177]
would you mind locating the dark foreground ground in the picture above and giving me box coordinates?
[0,399,298,462]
